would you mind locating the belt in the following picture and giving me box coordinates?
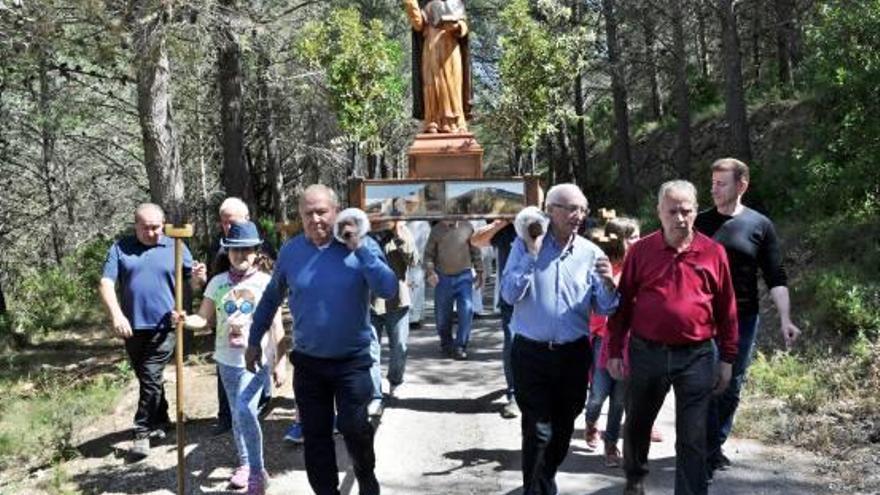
[631,335,713,351]
[515,334,588,351]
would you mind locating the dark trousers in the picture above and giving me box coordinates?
[512,335,591,495]
[624,336,716,495]
[707,314,759,461]
[291,350,379,495]
[500,304,515,400]
[124,330,175,438]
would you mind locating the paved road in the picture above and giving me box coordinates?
[55,309,835,494]
[263,312,831,495]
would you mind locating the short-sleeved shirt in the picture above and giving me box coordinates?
[102,235,192,331]
[204,271,274,368]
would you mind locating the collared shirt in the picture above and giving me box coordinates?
[248,234,398,359]
[607,230,739,362]
[500,232,619,344]
[101,235,193,331]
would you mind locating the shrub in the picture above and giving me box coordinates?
[747,351,824,413]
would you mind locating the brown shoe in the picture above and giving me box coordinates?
[584,421,600,451]
[604,440,621,468]
[624,478,645,495]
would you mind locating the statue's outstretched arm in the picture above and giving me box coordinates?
[403,0,424,31]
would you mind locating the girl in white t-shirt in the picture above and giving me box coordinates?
[176,221,286,495]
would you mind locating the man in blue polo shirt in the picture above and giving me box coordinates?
[99,203,202,459]
[247,184,397,495]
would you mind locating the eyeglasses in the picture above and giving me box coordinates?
[549,203,589,215]
[224,300,255,315]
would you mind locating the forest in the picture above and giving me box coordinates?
[0,0,879,488]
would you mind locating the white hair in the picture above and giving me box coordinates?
[219,197,249,217]
[299,184,339,210]
[545,183,587,208]
[134,203,164,222]
[657,180,698,207]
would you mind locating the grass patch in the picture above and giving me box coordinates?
[0,367,128,472]
[747,351,825,413]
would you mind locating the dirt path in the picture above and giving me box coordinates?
[26,312,843,494]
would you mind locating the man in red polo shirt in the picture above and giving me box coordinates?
[608,180,738,495]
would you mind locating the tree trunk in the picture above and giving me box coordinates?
[643,16,662,121]
[543,135,556,186]
[217,0,254,211]
[670,0,692,178]
[719,0,753,161]
[134,4,185,221]
[751,3,761,82]
[555,127,573,184]
[774,0,795,90]
[571,0,589,191]
[257,48,287,223]
[603,0,636,212]
[38,55,63,264]
[697,2,710,78]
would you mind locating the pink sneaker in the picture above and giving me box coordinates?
[247,469,269,495]
[229,465,250,489]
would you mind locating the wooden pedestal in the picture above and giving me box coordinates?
[407,132,483,179]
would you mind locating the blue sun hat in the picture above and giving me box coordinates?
[221,220,263,248]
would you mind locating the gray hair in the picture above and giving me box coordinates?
[299,184,339,210]
[134,203,164,222]
[545,183,587,208]
[218,197,249,217]
[657,180,698,207]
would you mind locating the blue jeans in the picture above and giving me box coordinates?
[584,336,625,443]
[624,337,716,495]
[291,350,379,495]
[434,270,474,350]
[500,304,515,400]
[217,362,265,468]
[707,313,760,460]
[370,307,410,399]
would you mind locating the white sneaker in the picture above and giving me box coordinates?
[367,398,384,417]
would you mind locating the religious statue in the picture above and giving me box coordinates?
[404,0,473,134]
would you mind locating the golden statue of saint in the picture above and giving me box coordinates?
[404,0,473,134]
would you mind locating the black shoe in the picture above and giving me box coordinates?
[441,346,453,358]
[453,347,468,360]
[211,422,232,437]
[624,478,645,495]
[148,428,166,441]
[715,451,732,470]
[409,321,422,329]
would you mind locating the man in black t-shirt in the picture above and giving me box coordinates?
[696,158,801,476]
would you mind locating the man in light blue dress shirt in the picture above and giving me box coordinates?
[501,183,619,495]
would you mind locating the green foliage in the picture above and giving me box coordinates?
[488,0,582,151]
[748,351,824,413]
[0,372,126,470]
[800,0,880,215]
[9,237,111,338]
[802,270,880,341]
[296,8,406,155]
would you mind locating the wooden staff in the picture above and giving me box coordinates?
[164,222,193,495]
